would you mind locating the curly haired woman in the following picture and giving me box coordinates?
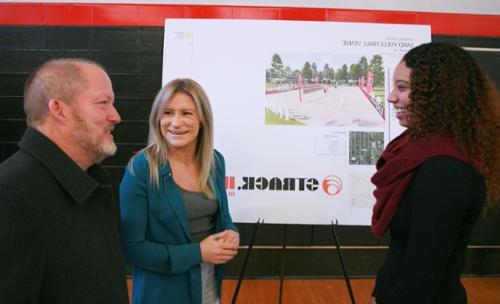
[371,42,500,304]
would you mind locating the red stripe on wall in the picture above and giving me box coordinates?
[0,3,499,37]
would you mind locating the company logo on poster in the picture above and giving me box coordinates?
[226,175,343,197]
[322,175,343,196]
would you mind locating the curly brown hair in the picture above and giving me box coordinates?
[402,42,500,208]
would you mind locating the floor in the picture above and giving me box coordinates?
[127,277,500,303]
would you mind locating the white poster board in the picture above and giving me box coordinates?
[163,19,430,225]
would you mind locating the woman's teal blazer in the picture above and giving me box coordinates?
[119,150,237,304]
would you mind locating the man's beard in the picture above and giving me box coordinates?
[72,112,117,164]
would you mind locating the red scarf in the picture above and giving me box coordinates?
[371,130,473,239]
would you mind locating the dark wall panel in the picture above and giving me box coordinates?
[1,26,499,277]
[471,51,500,87]
[0,97,24,119]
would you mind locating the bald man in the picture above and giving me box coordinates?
[0,59,128,303]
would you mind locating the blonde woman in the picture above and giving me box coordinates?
[120,78,239,304]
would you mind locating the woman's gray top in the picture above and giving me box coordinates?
[178,186,219,242]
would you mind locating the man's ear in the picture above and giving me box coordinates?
[47,98,68,123]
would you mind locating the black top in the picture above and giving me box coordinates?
[373,156,485,304]
[0,128,129,304]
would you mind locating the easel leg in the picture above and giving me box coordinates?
[231,218,262,304]
[278,224,288,304]
[331,220,356,304]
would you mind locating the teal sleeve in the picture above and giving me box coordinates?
[119,157,202,275]
[214,151,238,233]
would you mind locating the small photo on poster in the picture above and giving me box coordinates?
[265,52,385,127]
[349,131,384,165]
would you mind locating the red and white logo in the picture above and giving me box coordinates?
[322,175,343,196]
[225,176,235,190]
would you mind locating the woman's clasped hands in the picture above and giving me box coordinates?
[200,230,239,264]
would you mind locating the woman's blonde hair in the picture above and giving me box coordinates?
[131,78,216,199]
